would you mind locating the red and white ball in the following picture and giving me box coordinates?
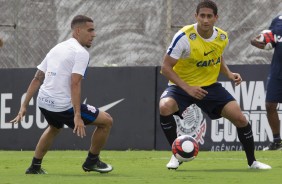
[256,30,277,50]
[172,135,199,162]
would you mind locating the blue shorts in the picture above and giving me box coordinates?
[39,104,100,129]
[160,83,235,119]
[266,77,282,103]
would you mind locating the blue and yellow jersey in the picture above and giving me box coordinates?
[167,24,228,86]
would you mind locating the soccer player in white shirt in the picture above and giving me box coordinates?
[10,15,113,174]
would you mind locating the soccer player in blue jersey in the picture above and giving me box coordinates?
[251,15,282,151]
[159,0,271,170]
[10,15,113,174]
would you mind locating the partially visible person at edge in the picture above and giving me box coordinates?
[10,15,113,174]
[0,37,3,47]
[251,15,282,151]
[159,0,271,170]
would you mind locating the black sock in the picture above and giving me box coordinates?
[160,114,177,146]
[273,134,281,143]
[86,152,99,163]
[237,123,256,166]
[31,157,42,170]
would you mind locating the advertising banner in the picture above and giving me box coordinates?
[0,67,156,150]
[0,65,278,151]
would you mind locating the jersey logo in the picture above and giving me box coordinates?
[204,50,214,56]
[220,34,226,40]
[196,57,221,67]
[189,33,197,40]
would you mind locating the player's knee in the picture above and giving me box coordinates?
[159,98,177,116]
[159,104,170,116]
[233,115,248,127]
[103,113,113,129]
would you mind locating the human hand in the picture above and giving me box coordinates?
[10,107,27,124]
[185,86,208,100]
[232,73,242,86]
[73,116,86,138]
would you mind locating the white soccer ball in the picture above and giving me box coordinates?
[256,30,277,50]
[172,135,199,162]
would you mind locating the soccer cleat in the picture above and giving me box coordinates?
[82,159,113,173]
[263,141,282,151]
[166,155,183,170]
[249,161,272,169]
[25,167,47,174]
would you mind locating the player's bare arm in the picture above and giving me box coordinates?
[220,57,242,86]
[71,73,86,138]
[161,54,208,100]
[10,69,45,123]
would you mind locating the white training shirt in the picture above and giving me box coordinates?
[37,38,89,112]
[167,23,219,60]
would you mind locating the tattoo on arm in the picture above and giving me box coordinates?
[34,70,45,84]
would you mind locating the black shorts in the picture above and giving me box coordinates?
[266,77,282,103]
[39,104,100,129]
[160,83,235,119]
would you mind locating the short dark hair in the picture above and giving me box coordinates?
[196,0,218,16]
[71,15,93,29]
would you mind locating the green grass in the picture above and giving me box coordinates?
[0,150,281,184]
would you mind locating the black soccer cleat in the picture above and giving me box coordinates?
[263,141,282,151]
[82,159,113,173]
[25,167,47,174]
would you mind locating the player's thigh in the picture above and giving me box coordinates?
[48,124,61,135]
[265,102,278,112]
[266,77,282,102]
[221,101,247,127]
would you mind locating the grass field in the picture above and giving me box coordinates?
[0,150,281,184]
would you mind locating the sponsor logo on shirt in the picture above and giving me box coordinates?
[47,72,56,77]
[38,96,55,105]
[196,57,221,67]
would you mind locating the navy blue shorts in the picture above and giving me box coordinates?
[266,77,282,103]
[39,104,100,129]
[160,83,235,119]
